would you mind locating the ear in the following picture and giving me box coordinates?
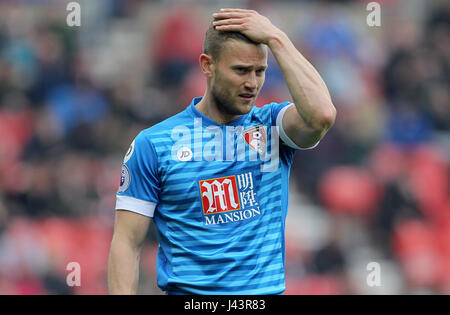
[199,53,214,78]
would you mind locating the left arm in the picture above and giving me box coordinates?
[267,31,336,148]
[213,9,336,148]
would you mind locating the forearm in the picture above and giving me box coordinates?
[108,236,141,295]
[268,31,335,130]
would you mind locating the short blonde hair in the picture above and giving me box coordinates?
[202,21,259,61]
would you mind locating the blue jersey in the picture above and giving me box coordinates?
[116,97,316,294]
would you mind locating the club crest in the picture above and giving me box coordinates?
[243,125,267,155]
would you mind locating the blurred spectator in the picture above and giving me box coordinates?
[45,76,109,139]
[150,4,204,88]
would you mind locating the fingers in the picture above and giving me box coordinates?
[213,18,245,27]
[212,8,257,19]
[213,12,247,20]
[219,8,256,13]
[213,24,245,32]
[212,9,258,32]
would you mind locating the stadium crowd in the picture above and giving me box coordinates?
[0,0,448,294]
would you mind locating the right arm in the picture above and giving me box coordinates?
[108,209,151,295]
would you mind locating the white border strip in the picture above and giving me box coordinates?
[115,195,157,218]
[276,103,319,150]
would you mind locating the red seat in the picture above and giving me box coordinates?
[319,166,380,216]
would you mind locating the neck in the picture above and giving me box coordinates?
[195,89,242,125]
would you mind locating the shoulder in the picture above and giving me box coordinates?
[143,110,191,136]
[250,101,293,123]
[136,109,192,145]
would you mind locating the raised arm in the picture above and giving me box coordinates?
[108,210,151,294]
[212,8,336,148]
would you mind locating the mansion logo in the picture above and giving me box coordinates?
[199,171,261,226]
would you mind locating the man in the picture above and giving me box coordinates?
[108,8,336,295]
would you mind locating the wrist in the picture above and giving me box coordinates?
[267,30,288,50]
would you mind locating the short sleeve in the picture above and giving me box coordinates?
[115,131,160,217]
[271,102,319,150]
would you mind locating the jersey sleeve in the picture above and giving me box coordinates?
[270,101,320,150]
[115,131,160,218]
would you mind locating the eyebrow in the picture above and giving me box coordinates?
[230,65,268,70]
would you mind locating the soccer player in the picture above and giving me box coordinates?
[108,8,336,295]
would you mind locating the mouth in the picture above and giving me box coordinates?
[238,93,255,101]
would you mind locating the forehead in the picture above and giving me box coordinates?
[218,40,268,67]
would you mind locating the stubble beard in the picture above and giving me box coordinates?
[211,84,255,118]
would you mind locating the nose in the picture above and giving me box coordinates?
[244,72,257,90]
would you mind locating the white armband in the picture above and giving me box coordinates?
[276,103,320,150]
[115,195,157,218]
